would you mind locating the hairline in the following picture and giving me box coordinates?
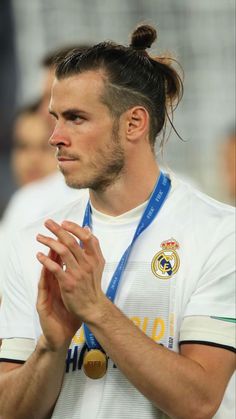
[56,67,156,145]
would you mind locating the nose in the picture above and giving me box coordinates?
[49,122,70,148]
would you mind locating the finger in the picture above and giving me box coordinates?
[36,233,78,271]
[37,251,65,280]
[36,256,63,314]
[43,219,85,262]
[37,265,54,313]
[49,248,62,265]
[61,220,104,260]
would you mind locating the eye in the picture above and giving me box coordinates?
[69,114,85,123]
[71,114,81,121]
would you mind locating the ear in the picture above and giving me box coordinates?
[125,106,149,142]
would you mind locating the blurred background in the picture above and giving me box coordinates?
[0,0,235,218]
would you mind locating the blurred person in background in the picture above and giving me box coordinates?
[0,24,234,419]
[11,101,56,187]
[0,45,90,235]
[0,45,90,297]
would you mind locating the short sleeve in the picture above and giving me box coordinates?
[0,237,37,340]
[184,214,235,319]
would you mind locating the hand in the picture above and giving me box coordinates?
[36,248,82,352]
[36,219,106,326]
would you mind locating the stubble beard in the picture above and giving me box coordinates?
[62,125,125,192]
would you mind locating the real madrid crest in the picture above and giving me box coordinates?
[151,238,180,279]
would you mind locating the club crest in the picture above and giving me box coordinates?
[151,238,180,279]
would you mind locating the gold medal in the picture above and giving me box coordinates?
[83,349,108,379]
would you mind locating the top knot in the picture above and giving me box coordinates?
[130,24,157,51]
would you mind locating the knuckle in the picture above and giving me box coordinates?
[83,234,91,243]
[83,257,93,274]
[52,263,61,274]
[96,254,105,267]
[69,237,78,249]
[85,264,93,275]
[54,224,61,234]
[92,236,99,245]
[60,246,68,258]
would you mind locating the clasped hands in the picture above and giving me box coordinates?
[36,219,106,351]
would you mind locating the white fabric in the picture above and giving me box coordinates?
[2,315,234,361]
[0,171,88,295]
[0,174,235,418]
[1,172,83,231]
[0,338,36,361]
[180,316,236,348]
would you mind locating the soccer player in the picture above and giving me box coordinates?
[0,24,235,419]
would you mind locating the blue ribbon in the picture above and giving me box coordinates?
[82,171,171,350]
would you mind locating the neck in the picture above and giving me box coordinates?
[89,158,160,216]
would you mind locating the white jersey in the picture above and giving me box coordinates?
[0,174,235,419]
[1,171,85,232]
[0,171,87,295]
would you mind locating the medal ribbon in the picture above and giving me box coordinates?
[82,171,171,350]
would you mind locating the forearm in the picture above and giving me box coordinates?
[87,300,220,419]
[0,335,68,419]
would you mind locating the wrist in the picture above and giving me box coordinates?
[37,334,71,355]
[84,296,114,329]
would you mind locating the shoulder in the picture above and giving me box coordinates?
[166,174,235,272]
[1,172,83,232]
[19,191,89,240]
[169,173,234,230]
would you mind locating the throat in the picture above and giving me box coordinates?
[89,169,160,217]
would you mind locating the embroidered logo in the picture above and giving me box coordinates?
[151,238,180,279]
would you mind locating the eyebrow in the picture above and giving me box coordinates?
[48,108,89,119]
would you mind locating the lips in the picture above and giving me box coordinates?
[56,153,79,162]
[57,157,76,162]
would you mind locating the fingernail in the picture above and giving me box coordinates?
[83,226,92,239]
[84,226,91,232]
[45,219,54,227]
[61,220,69,226]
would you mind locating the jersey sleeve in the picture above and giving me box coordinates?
[0,236,37,340]
[184,213,235,319]
[0,338,36,363]
[179,316,236,352]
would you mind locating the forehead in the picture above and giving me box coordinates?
[50,70,106,110]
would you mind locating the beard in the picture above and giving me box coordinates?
[61,123,125,192]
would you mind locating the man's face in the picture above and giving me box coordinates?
[49,71,125,191]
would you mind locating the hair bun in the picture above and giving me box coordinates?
[130,24,157,50]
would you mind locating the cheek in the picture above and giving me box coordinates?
[77,122,112,147]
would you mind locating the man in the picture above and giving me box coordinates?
[10,101,56,187]
[0,24,235,419]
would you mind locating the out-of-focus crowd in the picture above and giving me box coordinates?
[0,46,91,298]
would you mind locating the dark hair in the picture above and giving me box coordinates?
[42,44,92,68]
[55,24,183,148]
